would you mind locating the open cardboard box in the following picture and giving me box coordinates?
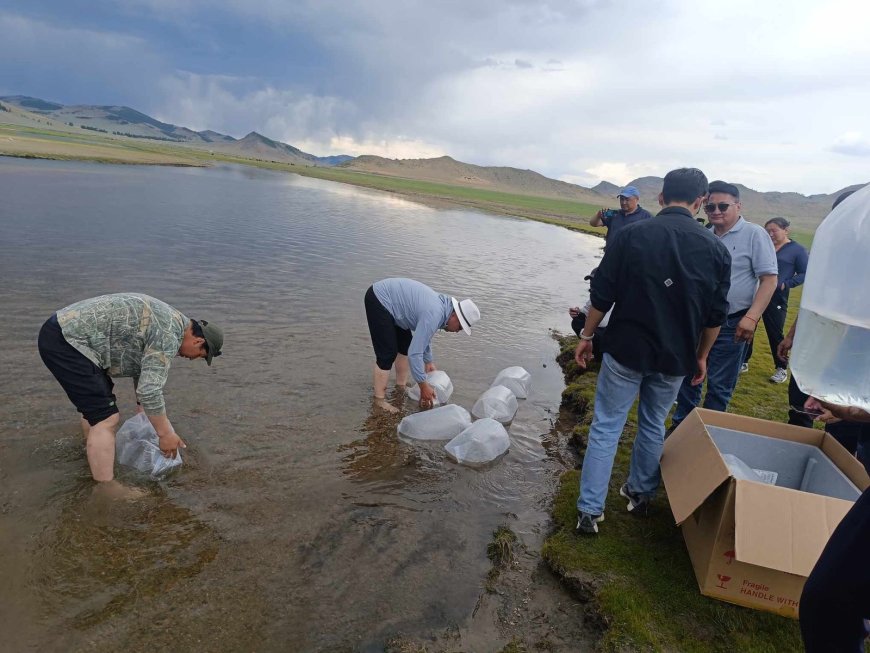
[660,408,869,618]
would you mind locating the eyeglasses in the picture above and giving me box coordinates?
[704,202,737,213]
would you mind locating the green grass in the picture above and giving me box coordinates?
[788,229,814,249]
[543,290,810,652]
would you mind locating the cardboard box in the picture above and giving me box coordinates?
[660,408,869,618]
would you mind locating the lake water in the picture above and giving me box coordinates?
[0,158,602,651]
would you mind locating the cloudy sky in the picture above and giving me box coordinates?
[2,0,869,193]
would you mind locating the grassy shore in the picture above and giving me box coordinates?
[0,121,608,236]
[542,291,816,652]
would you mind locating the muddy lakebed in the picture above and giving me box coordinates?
[0,158,602,651]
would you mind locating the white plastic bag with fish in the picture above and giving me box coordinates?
[472,385,518,423]
[444,418,510,464]
[406,370,454,405]
[115,413,183,478]
[491,366,532,399]
[398,404,472,441]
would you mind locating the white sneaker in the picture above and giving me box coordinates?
[740,363,749,374]
[770,368,788,384]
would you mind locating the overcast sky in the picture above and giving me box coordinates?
[2,0,868,193]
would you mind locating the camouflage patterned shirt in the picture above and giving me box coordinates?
[56,293,188,415]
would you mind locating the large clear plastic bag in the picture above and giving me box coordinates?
[472,385,518,423]
[115,413,183,478]
[397,404,472,441]
[406,370,454,405]
[491,366,532,399]
[444,418,510,464]
[791,183,870,410]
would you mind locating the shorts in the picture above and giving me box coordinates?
[38,313,119,426]
[364,286,412,370]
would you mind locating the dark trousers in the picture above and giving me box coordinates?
[800,486,870,653]
[744,290,788,369]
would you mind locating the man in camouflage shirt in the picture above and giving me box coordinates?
[38,293,223,490]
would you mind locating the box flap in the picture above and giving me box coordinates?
[694,408,823,446]
[734,481,855,577]
[661,409,732,525]
[820,433,870,491]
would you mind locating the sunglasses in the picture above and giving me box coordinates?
[704,202,737,213]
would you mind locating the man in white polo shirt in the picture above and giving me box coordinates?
[670,180,778,429]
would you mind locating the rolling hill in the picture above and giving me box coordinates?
[1,94,865,230]
[0,95,349,166]
[341,155,607,204]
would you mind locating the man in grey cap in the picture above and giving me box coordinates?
[364,278,480,413]
[38,293,223,496]
[590,185,653,244]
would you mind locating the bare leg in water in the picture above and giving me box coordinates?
[82,413,145,499]
[373,366,399,414]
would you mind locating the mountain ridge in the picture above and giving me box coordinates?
[1,94,865,229]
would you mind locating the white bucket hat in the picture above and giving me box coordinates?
[450,297,481,335]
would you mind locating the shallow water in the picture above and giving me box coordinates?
[0,158,602,651]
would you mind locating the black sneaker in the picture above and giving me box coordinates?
[575,512,605,535]
[619,484,650,517]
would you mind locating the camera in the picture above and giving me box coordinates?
[602,208,620,219]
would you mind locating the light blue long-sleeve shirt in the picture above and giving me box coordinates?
[373,278,453,383]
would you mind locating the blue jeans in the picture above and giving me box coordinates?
[577,354,685,516]
[671,314,747,428]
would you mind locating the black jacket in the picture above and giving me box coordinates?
[591,206,732,376]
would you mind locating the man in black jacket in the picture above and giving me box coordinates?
[573,168,731,534]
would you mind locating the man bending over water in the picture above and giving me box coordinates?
[38,293,223,498]
[364,278,480,413]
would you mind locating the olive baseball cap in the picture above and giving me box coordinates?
[195,319,223,365]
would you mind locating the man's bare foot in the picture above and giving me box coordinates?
[373,397,399,414]
[91,479,147,501]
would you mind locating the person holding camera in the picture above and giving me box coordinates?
[589,185,653,244]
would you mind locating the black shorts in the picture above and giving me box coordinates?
[38,314,119,426]
[364,286,412,370]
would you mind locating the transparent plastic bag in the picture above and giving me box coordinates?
[397,404,472,441]
[792,184,870,410]
[491,366,532,399]
[471,385,518,423]
[444,418,510,464]
[115,413,182,478]
[406,370,454,405]
[721,454,763,482]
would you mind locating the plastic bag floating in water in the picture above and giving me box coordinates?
[115,413,182,478]
[406,370,454,405]
[397,404,472,441]
[491,366,531,399]
[445,418,510,464]
[472,385,518,423]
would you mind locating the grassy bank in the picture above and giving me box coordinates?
[542,290,808,652]
[0,122,606,236]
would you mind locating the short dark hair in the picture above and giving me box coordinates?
[661,168,708,205]
[707,180,740,200]
[832,190,856,210]
[765,217,790,230]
